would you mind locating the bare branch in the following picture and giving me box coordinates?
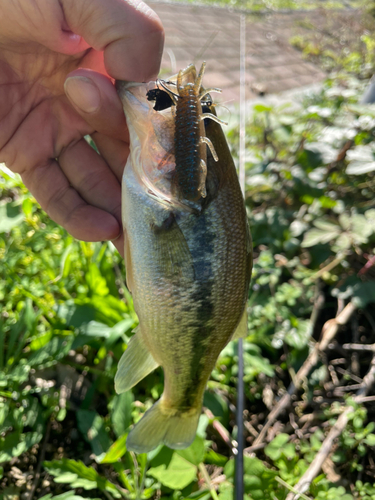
[252,302,356,447]
[343,343,375,351]
[286,355,375,500]
[205,409,233,449]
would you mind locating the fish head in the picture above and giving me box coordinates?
[116,79,179,208]
[116,64,230,211]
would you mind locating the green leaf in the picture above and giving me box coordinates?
[253,104,272,112]
[43,459,121,498]
[98,433,128,463]
[204,449,228,467]
[79,321,115,338]
[365,434,375,446]
[148,452,197,489]
[218,482,234,500]
[301,226,340,247]
[111,391,134,438]
[244,351,275,377]
[177,435,205,466]
[90,295,128,326]
[76,410,112,457]
[244,457,266,476]
[347,145,375,174]
[264,433,290,461]
[27,336,73,367]
[22,198,34,217]
[39,491,102,500]
[186,490,211,500]
[243,475,263,498]
[29,331,53,351]
[284,319,312,349]
[203,391,229,423]
[224,459,235,478]
[334,233,352,251]
[314,219,340,232]
[352,282,375,308]
[86,263,109,296]
[304,142,337,165]
[0,202,24,233]
[0,431,43,463]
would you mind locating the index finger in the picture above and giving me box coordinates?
[61,0,164,81]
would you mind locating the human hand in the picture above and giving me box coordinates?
[0,0,164,256]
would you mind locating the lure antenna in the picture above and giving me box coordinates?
[235,13,246,500]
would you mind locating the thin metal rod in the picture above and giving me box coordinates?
[235,12,246,500]
[235,339,244,500]
[239,15,246,195]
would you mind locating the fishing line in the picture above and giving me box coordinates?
[235,12,246,500]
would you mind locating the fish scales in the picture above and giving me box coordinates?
[115,64,252,453]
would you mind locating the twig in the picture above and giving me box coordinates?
[275,476,311,500]
[204,409,233,449]
[309,254,347,281]
[358,253,375,276]
[335,367,363,384]
[29,419,52,500]
[252,302,356,447]
[243,442,266,454]
[343,343,375,351]
[286,355,375,500]
[355,395,375,403]
[198,463,220,500]
[351,313,360,376]
[328,364,339,386]
[103,491,116,500]
[244,419,259,438]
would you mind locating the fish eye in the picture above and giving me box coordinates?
[146,88,175,112]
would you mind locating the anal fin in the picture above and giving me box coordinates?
[115,332,159,393]
[231,308,248,340]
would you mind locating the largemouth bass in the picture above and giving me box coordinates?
[115,64,252,453]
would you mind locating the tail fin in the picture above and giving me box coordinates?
[126,400,200,453]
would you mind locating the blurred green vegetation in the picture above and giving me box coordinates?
[169,0,368,12]
[2,7,375,500]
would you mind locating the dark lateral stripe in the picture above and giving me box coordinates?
[180,211,216,407]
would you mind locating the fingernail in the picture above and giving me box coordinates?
[111,228,123,243]
[64,76,101,113]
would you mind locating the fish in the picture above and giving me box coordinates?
[115,63,252,453]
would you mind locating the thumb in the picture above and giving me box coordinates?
[64,69,128,142]
[61,0,164,82]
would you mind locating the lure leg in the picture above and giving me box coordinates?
[199,159,207,198]
[200,136,218,162]
[199,88,222,100]
[194,62,207,95]
[201,113,228,126]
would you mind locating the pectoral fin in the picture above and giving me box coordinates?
[115,332,159,393]
[232,308,248,340]
[153,213,194,281]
